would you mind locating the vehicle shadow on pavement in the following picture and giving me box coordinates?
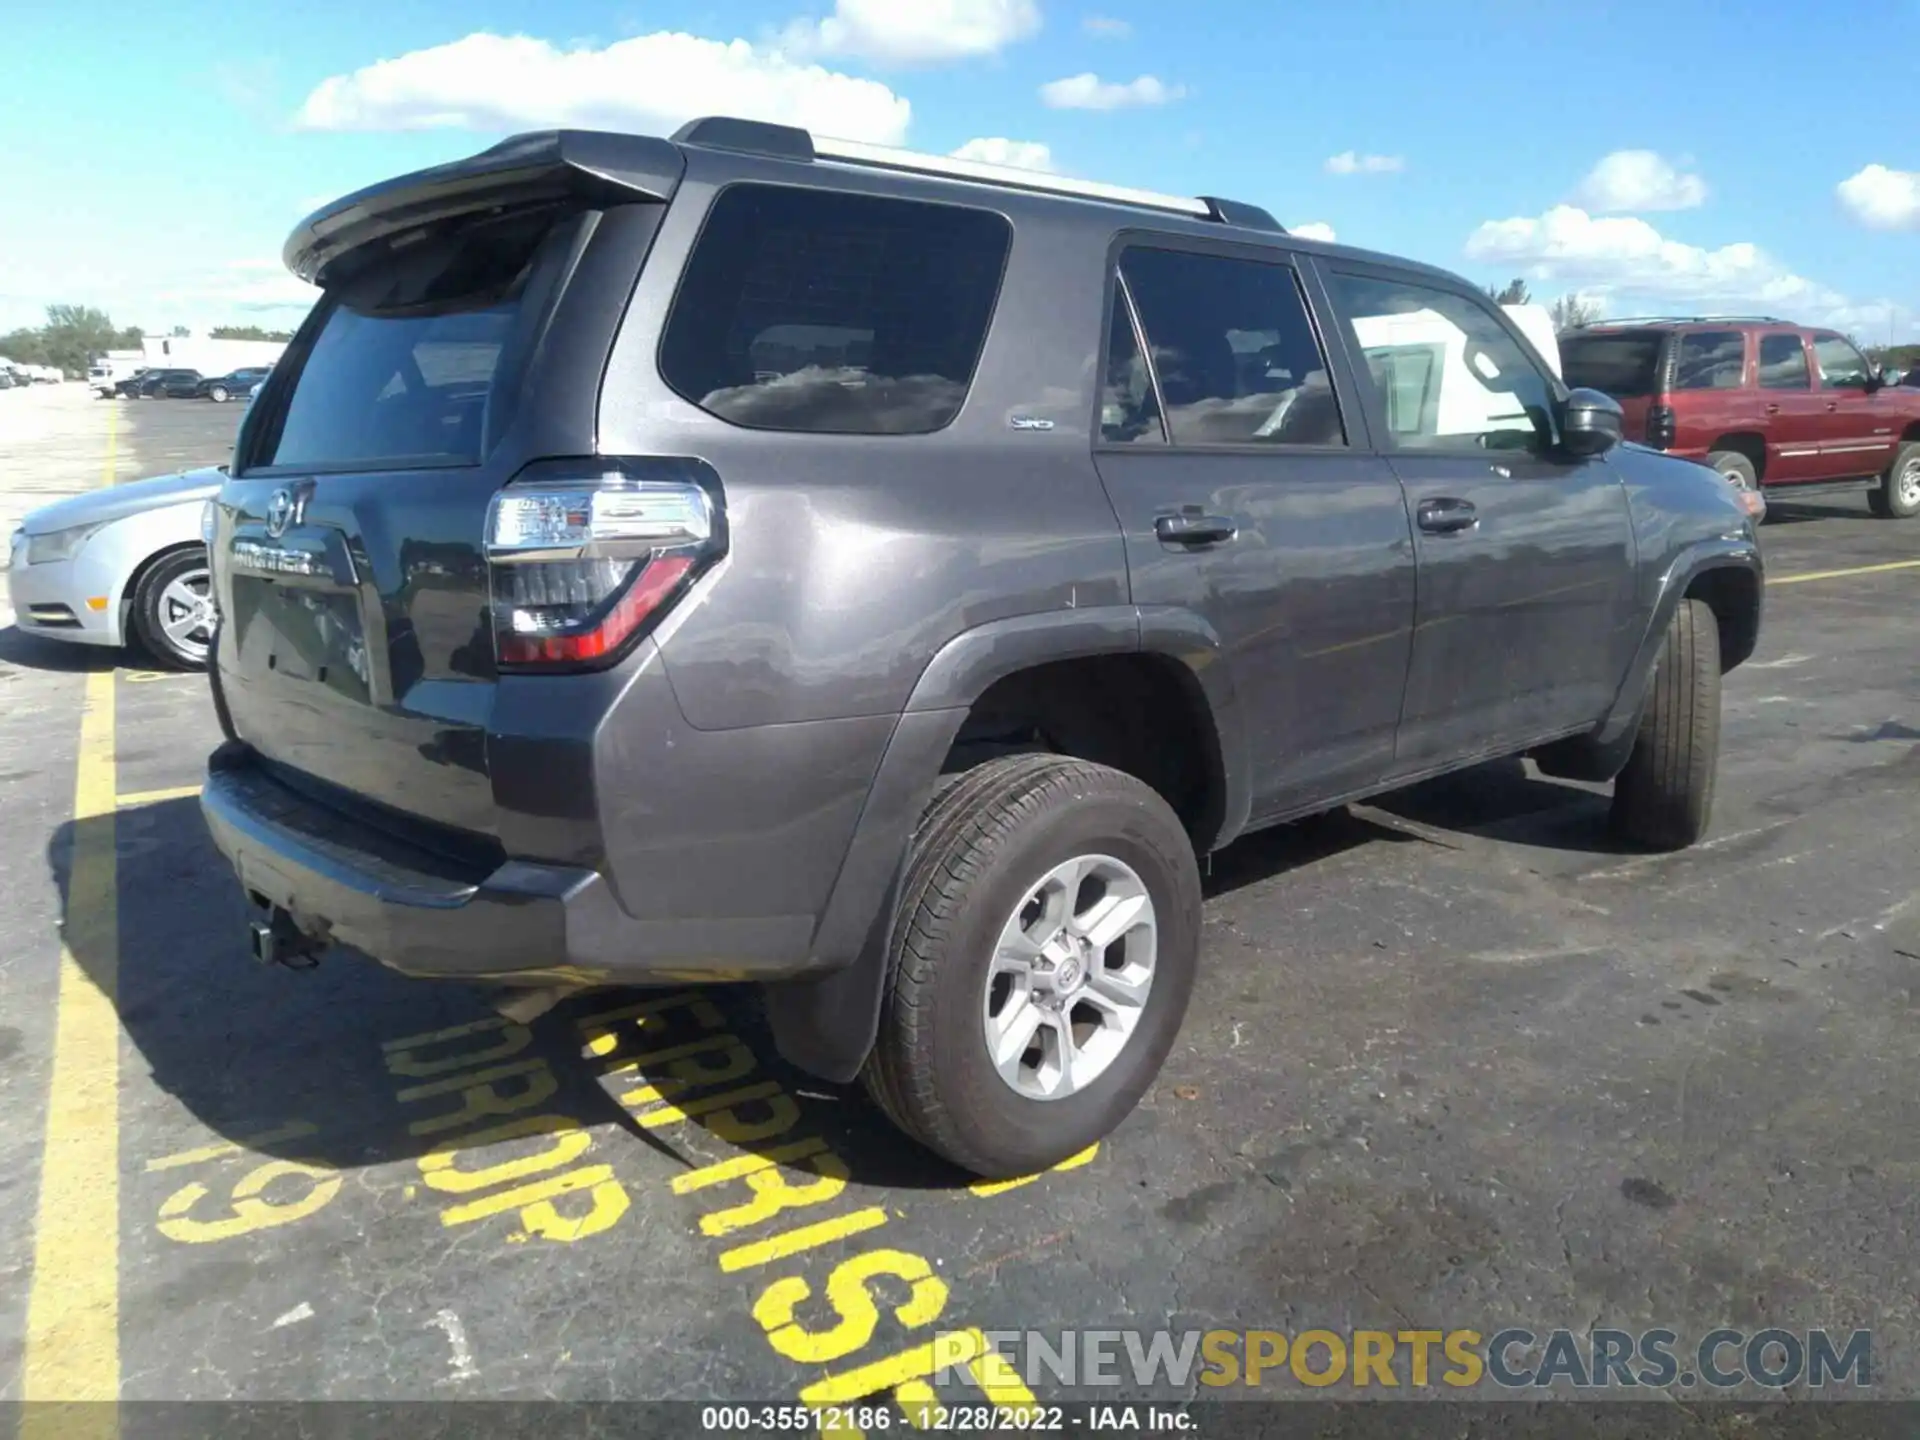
[0,625,121,673]
[47,796,973,1191]
[1208,759,1626,896]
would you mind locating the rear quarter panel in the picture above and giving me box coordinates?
[595,152,1129,733]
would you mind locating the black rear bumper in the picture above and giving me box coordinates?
[200,744,818,986]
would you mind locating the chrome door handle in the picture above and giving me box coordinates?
[1155,513,1237,546]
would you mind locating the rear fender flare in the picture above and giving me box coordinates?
[764,604,1247,1083]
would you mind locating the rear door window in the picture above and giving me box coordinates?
[1559,332,1664,397]
[1115,247,1344,447]
[1673,331,1745,390]
[1759,334,1811,389]
[659,184,1011,435]
[252,206,569,471]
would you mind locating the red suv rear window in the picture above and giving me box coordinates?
[1560,332,1664,398]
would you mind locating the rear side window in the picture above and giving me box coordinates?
[659,184,1011,435]
[1759,334,1810,389]
[1674,331,1744,390]
[1116,247,1344,447]
[1559,333,1664,397]
[1100,287,1166,444]
[256,206,567,471]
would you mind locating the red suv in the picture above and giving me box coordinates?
[1560,316,1920,519]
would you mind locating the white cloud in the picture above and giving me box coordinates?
[1040,72,1183,110]
[1574,150,1705,213]
[1290,221,1336,243]
[1324,150,1403,176]
[1082,14,1132,37]
[784,0,1040,63]
[1837,163,1920,230]
[1462,204,1896,335]
[950,137,1056,172]
[295,30,911,144]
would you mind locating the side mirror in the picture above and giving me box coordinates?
[1561,387,1625,457]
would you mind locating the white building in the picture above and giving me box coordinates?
[142,334,288,375]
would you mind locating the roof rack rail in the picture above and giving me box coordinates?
[670,116,1286,233]
[1580,314,1789,327]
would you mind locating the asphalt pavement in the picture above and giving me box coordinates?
[3,388,1919,1422]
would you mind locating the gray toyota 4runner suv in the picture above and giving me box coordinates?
[202,116,1762,1177]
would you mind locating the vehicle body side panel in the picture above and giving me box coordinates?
[597,148,1132,733]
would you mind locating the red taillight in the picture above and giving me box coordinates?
[1646,404,1676,449]
[495,554,695,666]
[486,460,722,672]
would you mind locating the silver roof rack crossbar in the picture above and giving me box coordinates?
[671,116,1285,233]
[1580,314,1790,327]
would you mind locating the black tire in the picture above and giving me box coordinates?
[1609,598,1720,850]
[207,385,229,403]
[1869,441,1920,519]
[130,546,213,671]
[861,754,1202,1178]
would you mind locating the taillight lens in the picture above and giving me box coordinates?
[485,461,721,671]
[1646,404,1676,449]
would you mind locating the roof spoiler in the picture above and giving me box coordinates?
[284,130,686,287]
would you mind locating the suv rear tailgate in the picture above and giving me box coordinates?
[212,133,684,844]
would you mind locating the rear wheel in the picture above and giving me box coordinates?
[131,547,214,670]
[1869,441,1920,519]
[862,755,1202,1178]
[1707,449,1757,492]
[1609,598,1720,850]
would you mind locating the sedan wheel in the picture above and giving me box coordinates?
[208,385,229,403]
[132,547,215,670]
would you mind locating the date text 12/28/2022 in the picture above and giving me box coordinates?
[697,1403,1186,1431]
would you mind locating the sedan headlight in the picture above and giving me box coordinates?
[25,522,105,566]
[200,498,218,545]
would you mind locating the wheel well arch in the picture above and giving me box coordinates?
[942,652,1228,850]
[119,540,208,629]
[1683,562,1760,671]
[1707,432,1768,482]
[1901,421,1920,446]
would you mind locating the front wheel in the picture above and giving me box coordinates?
[131,546,214,670]
[207,385,229,403]
[1869,441,1920,519]
[862,755,1202,1178]
[1609,598,1721,850]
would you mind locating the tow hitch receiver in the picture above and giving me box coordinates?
[247,905,324,970]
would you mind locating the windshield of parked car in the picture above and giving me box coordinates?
[1560,332,1664,397]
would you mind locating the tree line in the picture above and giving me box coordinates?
[1484,279,1605,331]
[0,305,294,376]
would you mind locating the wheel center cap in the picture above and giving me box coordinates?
[1054,956,1082,992]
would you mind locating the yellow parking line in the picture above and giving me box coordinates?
[1772,558,1920,586]
[23,670,120,1411]
[116,784,201,809]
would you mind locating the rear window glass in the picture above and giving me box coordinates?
[258,208,563,471]
[659,184,1011,435]
[1560,332,1664,397]
[1674,331,1744,390]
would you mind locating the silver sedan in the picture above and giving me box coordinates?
[7,467,224,669]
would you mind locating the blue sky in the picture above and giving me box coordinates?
[3,0,1917,340]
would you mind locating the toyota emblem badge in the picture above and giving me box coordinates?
[265,488,296,538]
